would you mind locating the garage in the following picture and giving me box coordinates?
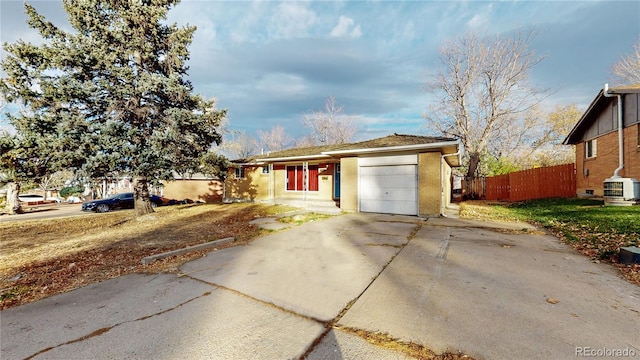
[358,155,418,215]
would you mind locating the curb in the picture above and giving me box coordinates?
[141,237,235,265]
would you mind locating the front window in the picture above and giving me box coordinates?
[234,167,245,179]
[585,139,597,159]
[286,165,318,191]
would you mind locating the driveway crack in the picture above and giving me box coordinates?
[22,291,213,360]
[299,220,424,359]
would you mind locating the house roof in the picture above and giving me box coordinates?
[563,84,640,145]
[245,134,460,166]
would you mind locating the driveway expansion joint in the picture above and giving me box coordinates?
[300,220,424,359]
[181,274,330,326]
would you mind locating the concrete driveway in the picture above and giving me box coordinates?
[1,212,639,359]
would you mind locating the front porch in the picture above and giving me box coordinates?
[262,197,342,215]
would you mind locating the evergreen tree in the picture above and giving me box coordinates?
[1,0,226,216]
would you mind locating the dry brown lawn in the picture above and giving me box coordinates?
[0,203,295,309]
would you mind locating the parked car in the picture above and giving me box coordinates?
[81,192,164,212]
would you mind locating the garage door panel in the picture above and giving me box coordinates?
[360,165,415,176]
[360,175,415,188]
[360,188,416,201]
[360,199,417,215]
[359,164,417,215]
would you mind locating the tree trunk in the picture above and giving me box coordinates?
[5,182,23,215]
[133,177,154,216]
[466,151,481,179]
[465,151,482,197]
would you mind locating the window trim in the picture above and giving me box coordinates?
[234,167,245,179]
[585,139,597,159]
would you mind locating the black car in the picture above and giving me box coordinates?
[81,192,163,212]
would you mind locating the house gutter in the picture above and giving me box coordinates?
[603,83,624,178]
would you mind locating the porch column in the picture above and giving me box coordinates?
[303,161,309,201]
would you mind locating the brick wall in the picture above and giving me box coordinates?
[339,157,358,212]
[576,124,640,196]
[163,179,223,203]
[418,152,442,216]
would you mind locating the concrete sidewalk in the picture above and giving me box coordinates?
[2,212,639,359]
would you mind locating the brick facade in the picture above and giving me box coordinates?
[575,124,640,196]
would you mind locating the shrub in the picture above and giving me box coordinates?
[60,186,84,198]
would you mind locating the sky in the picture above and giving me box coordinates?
[1,0,639,144]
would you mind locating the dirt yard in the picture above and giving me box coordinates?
[0,203,296,309]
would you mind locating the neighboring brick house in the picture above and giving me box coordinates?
[162,173,223,203]
[226,134,461,217]
[563,84,640,197]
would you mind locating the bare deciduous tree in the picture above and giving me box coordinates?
[304,95,357,145]
[531,104,580,166]
[498,104,580,170]
[258,125,293,153]
[37,170,74,199]
[424,30,549,178]
[221,130,258,159]
[294,134,317,148]
[611,36,640,85]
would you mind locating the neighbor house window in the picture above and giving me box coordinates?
[585,139,597,159]
[234,167,245,179]
[286,165,318,191]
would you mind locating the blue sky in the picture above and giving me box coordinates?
[1,0,639,142]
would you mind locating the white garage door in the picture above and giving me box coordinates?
[359,164,418,215]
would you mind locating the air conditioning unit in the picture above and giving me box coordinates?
[603,177,640,206]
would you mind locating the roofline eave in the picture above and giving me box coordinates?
[562,90,604,145]
[321,140,461,156]
[255,154,333,162]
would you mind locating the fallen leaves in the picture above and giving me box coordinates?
[546,297,560,304]
[0,204,282,310]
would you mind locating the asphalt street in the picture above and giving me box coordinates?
[0,203,84,222]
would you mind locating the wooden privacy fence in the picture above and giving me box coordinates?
[467,163,576,202]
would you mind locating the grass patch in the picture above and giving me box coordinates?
[460,198,640,285]
[336,326,472,359]
[277,212,334,225]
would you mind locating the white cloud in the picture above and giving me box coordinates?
[228,1,269,43]
[254,73,309,96]
[330,15,362,38]
[268,2,318,39]
[466,13,489,30]
[465,3,492,30]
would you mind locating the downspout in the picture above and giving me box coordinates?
[603,83,624,178]
[440,149,461,217]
